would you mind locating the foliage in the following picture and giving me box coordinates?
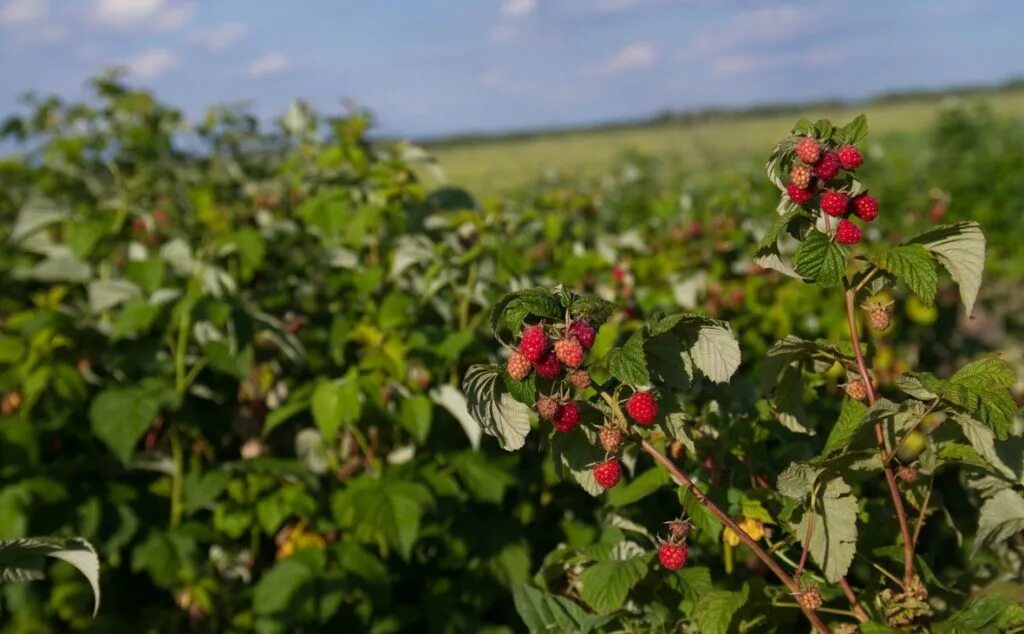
[0,78,1022,631]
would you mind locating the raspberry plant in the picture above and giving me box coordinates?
[466,117,1024,632]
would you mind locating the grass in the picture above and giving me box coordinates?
[428,89,1024,195]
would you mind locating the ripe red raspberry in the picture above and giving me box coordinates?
[593,458,621,489]
[852,195,879,222]
[519,325,548,362]
[567,321,596,350]
[814,151,841,180]
[835,219,862,245]
[845,378,868,401]
[506,351,531,381]
[568,368,591,389]
[795,136,821,164]
[820,191,848,217]
[658,543,688,571]
[837,145,863,170]
[599,425,623,453]
[536,396,559,420]
[626,392,659,426]
[552,401,580,432]
[533,350,562,379]
[786,183,813,205]
[790,164,812,189]
[796,588,823,611]
[554,337,585,368]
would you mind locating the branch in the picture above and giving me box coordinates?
[844,288,915,588]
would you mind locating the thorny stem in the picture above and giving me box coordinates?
[631,431,830,633]
[839,577,871,623]
[844,287,916,588]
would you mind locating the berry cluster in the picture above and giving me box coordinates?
[506,318,663,493]
[786,135,880,246]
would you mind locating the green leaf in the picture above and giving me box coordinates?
[687,320,741,384]
[430,384,483,449]
[909,221,985,316]
[310,371,361,442]
[939,594,1024,632]
[838,114,868,145]
[0,538,100,617]
[823,398,868,457]
[504,372,537,406]
[489,288,563,340]
[512,582,603,633]
[252,558,314,616]
[569,295,616,326]
[944,356,1017,440]
[694,584,749,634]
[89,379,178,463]
[452,451,515,504]
[936,443,988,468]
[462,365,532,451]
[974,488,1024,554]
[579,553,650,613]
[183,469,231,514]
[777,463,820,500]
[398,395,433,444]
[794,477,858,582]
[606,467,669,508]
[757,206,809,251]
[794,230,847,288]
[331,478,433,560]
[551,425,606,496]
[605,329,650,386]
[870,244,937,304]
[951,413,1015,478]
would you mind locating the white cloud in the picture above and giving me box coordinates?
[190,22,247,52]
[691,5,818,56]
[713,48,849,76]
[93,0,193,29]
[591,42,658,75]
[0,0,48,24]
[247,53,289,78]
[125,48,178,78]
[501,0,536,18]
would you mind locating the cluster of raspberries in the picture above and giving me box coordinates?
[786,136,879,245]
[505,320,661,492]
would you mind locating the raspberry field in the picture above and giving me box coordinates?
[1,79,1023,632]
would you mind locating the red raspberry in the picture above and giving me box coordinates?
[568,369,591,389]
[506,351,531,381]
[593,458,621,489]
[837,145,863,170]
[820,191,848,217]
[567,321,596,350]
[599,425,623,453]
[852,194,879,222]
[796,588,823,611]
[658,543,688,571]
[786,183,813,205]
[814,151,841,180]
[552,401,580,432]
[536,396,559,420]
[790,164,812,189]
[626,392,659,426]
[554,337,585,368]
[533,350,562,379]
[519,325,548,363]
[795,136,821,164]
[835,219,862,245]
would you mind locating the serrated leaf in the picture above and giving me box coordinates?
[909,221,985,316]
[490,288,563,340]
[504,372,537,406]
[569,295,616,326]
[688,321,741,384]
[310,372,361,442]
[940,594,1024,631]
[838,114,868,145]
[605,468,669,508]
[944,356,1016,440]
[794,230,847,288]
[0,538,100,616]
[772,364,811,434]
[757,207,808,251]
[512,582,602,633]
[462,365,532,451]
[952,413,1016,479]
[794,477,858,582]
[936,443,988,468]
[89,380,179,463]
[694,585,749,634]
[331,479,433,560]
[777,463,820,500]
[870,244,937,304]
[974,488,1024,554]
[579,554,650,614]
[551,425,606,496]
[823,398,868,457]
[605,330,650,386]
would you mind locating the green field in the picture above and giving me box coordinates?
[431,89,1024,194]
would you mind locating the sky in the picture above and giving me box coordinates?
[0,0,1023,139]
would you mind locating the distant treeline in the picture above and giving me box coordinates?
[421,76,1024,148]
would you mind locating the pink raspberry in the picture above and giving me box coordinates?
[533,350,563,379]
[519,325,548,362]
[506,351,531,381]
[567,321,596,350]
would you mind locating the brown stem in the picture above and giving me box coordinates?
[636,436,830,634]
[911,479,934,549]
[796,504,815,578]
[839,577,870,623]
[844,289,915,587]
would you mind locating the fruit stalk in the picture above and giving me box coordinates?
[634,433,830,633]
[844,288,915,587]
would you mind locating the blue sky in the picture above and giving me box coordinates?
[1,0,1022,138]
